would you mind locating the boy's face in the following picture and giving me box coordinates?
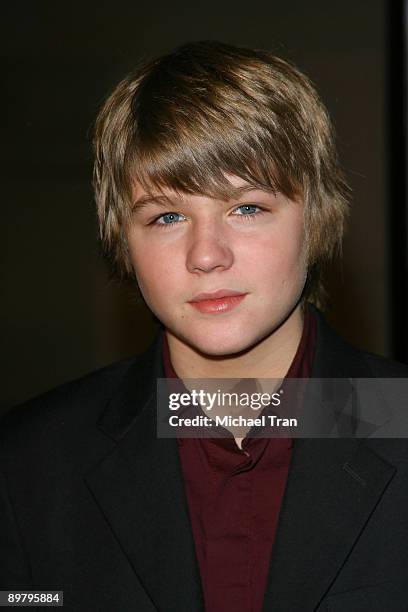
[127,175,307,357]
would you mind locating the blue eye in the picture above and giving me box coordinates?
[233,204,263,218]
[155,212,186,226]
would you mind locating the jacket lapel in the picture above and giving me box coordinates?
[85,331,204,611]
[262,309,397,611]
[261,437,395,611]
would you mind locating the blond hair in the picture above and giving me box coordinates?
[93,41,349,305]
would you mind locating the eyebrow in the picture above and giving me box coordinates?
[132,194,181,211]
[132,186,275,211]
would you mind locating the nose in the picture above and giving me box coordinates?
[186,221,234,274]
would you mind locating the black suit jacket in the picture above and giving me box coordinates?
[1,309,408,611]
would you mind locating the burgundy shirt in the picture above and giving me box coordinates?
[163,307,316,611]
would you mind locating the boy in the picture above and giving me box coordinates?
[1,41,408,611]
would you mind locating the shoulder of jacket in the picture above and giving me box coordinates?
[360,350,408,377]
[0,351,150,448]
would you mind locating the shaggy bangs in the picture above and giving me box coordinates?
[126,55,305,203]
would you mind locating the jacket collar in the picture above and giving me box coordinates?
[97,330,164,441]
[310,304,372,378]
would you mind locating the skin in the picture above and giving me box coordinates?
[126,175,308,381]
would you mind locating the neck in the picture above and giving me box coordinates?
[166,304,304,379]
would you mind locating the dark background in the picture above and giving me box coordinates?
[2,1,407,411]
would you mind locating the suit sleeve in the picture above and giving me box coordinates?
[0,468,33,589]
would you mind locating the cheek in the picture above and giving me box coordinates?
[128,240,181,301]
[246,223,306,281]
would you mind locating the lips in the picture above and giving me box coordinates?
[188,290,248,314]
[189,289,247,302]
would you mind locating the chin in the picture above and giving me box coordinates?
[182,328,261,358]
